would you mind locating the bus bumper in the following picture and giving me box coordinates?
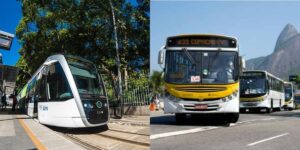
[240,100,269,109]
[163,96,239,114]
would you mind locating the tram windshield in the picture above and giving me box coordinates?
[67,57,105,98]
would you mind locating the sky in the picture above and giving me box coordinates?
[150,1,300,72]
[0,0,138,67]
[0,1,22,66]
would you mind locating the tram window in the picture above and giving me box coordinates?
[38,74,47,102]
[28,77,37,103]
[47,62,73,101]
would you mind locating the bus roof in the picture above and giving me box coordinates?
[243,70,284,82]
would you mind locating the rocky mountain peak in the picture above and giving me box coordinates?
[274,24,298,52]
[246,24,300,79]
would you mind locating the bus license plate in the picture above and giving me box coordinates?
[195,104,208,110]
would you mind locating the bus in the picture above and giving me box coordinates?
[283,82,295,111]
[294,94,300,108]
[240,70,284,113]
[158,34,244,123]
[17,54,109,128]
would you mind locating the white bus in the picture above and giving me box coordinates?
[158,34,244,123]
[240,71,284,113]
[17,54,109,128]
[283,82,295,111]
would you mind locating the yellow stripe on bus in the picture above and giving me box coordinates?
[165,82,239,100]
[240,95,265,102]
[19,119,47,150]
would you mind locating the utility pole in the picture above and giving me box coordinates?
[109,0,123,118]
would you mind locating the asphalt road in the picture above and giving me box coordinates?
[150,110,300,150]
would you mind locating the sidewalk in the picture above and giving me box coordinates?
[0,108,150,150]
[0,109,84,150]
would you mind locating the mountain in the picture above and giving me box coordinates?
[246,24,300,79]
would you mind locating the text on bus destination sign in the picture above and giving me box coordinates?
[177,39,228,46]
[167,36,237,48]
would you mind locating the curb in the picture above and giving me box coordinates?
[109,119,149,127]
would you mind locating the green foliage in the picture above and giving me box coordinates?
[150,70,164,97]
[296,75,300,89]
[15,0,150,95]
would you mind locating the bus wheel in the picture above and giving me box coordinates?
[240,108,245,113]
[230,113,239,123]
[175,113,186,124]
[268,99,273,113]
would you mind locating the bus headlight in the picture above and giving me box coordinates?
[222,90,238,102]
[165,90,180,102]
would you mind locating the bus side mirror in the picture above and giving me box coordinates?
[158,49,164,65]
[239,56,246,74]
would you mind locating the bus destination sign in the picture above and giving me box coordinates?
[166,35,237,48]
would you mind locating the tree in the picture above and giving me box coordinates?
[15,0,150,99]
[150,70,164,97]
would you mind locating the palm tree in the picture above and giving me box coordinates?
[150,70,164,97]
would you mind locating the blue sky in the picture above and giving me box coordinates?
[0,1,21,66]
[0,0,138,66]
[151,1,300,72]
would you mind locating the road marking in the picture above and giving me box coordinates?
[247,133,289,146]
[151,117,277,140]
[19,119,47,150]
[150,127,218,140]
[230,117,276,126]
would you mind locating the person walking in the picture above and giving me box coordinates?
[154,95,160,111]
[1,94,7,111]
[11,94,17,111]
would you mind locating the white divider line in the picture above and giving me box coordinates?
[151,117,277,140]
[150,127,218,140]
[247,133,289,146]
[237,117,276,124]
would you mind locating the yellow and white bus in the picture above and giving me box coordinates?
[283,82,295,111]
[240,71,284,113]
[158,34,244,123]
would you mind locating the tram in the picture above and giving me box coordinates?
[17,54,109,128]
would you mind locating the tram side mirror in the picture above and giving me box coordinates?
[158,50,164,65]
[41,67,49,76]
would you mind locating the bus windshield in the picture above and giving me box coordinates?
[240,75,266,96]
[67,58,105,98]
[165,51,238,84]
[284,84,292,101]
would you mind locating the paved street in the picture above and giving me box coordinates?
[150,110,300,150]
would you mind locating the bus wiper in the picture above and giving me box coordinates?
[182,48,196,65]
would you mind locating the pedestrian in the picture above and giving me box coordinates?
[154,95,160,111]
[1,94,7,111]
[11,94,17,111]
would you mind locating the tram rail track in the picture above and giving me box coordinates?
[61,128,149,150]
[64,134,105,150]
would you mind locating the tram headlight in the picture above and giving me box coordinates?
[104,102,108,108]
[83,101,94,109]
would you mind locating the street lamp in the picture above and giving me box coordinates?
[0,30,14,50]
